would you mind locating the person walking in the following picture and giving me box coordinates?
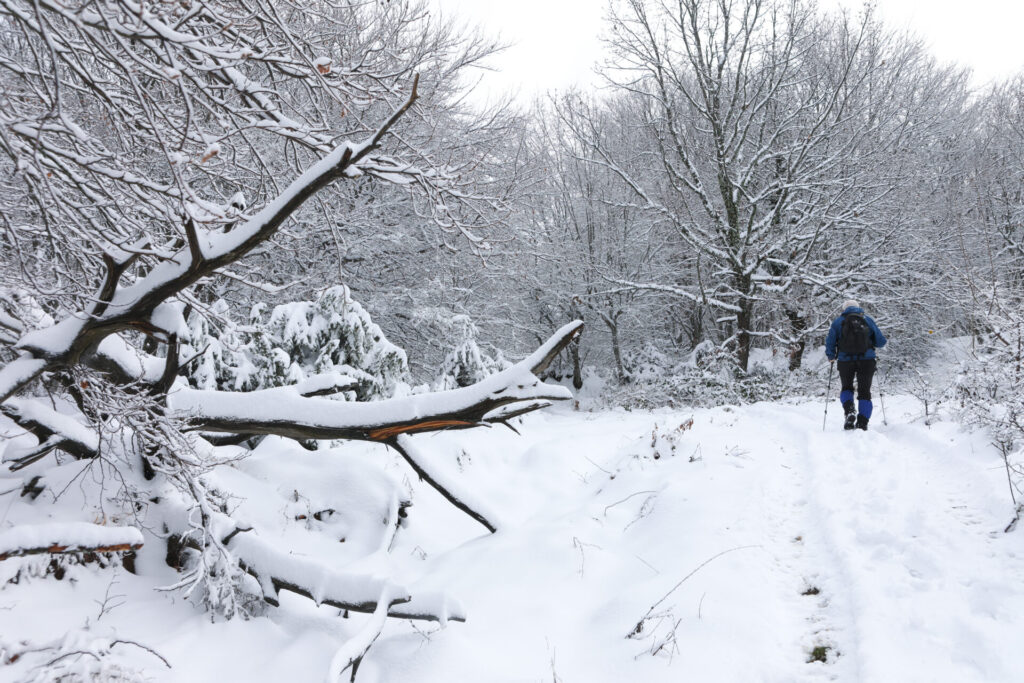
[825,299,887,430]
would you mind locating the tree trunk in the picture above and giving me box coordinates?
[607,317,625,382]
[786,309,808,371]
[735,279,754,372]
[570,337,583,390]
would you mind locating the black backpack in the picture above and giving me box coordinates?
[838,313,872,355]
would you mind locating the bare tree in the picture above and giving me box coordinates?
[569,0,960,370]
[516,93,667,385]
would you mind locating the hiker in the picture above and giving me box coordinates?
[825,299,887,431]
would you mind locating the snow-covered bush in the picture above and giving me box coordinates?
[183,286,410,401]
[954,301,1024,433]
[434,315,511,390]
[953,301,1024,517]
[603,341,791,409]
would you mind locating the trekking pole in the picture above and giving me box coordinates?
[878,366,889,426]
[823,361,834,431]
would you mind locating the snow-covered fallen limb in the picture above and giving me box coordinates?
[0,522,143,561]
[325,586,398,683]
[385,591,466,624]
[394,434,504,533]
[169,321,583,443]
[87,334,170,386]
[227,530,465,623]
[0,397,99,470]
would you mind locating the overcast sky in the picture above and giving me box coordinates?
[431,0,1024,105]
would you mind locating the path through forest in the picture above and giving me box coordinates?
[372,397,1024,682]
[4,396,1021,683]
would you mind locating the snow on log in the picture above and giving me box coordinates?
[326,586,398,682]
[293,372,361,398]
[0,522,143,561]
[227,530,465,623]
[168,321,583,443]
[0,398,99,469]
[524,320,586,375]
[385,591,466,624]
[88,334,169,385]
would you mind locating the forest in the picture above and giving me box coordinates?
[0,1,1022,681]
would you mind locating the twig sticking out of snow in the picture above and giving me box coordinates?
[627,545,760,639]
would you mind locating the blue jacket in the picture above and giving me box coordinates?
[825,307,886,361]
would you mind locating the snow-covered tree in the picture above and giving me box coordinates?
[578,0,964,370]
[435,315,511,390]
[518,93,667,385]
[0,0,581,675]
[184,286,409,400]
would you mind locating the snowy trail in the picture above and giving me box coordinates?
[800,405,1024,682]
[376,397,1024,682]
[4,397,1022,683]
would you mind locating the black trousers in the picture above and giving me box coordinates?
[837,358,876,402]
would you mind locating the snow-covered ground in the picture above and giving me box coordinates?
[2,395,1023,682]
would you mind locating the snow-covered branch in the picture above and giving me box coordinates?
[0,523,143,561]
[168,322,583,443]
[14,86,420,372]
[0,398,100,470]
[226,528,465,624]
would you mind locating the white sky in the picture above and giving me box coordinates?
[430,0,1024,105]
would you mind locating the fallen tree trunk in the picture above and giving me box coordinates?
[168,321,583,443]
[0,523,143,562]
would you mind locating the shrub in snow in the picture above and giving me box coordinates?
[605,341,790,409]
[954,307,1024,435]
[649,417,695,460]
[953,301,1024,516]
[0,629,167,682]
[183,286,409,401]
[434,315,510,390]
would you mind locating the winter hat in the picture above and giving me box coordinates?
[842,299,860,310]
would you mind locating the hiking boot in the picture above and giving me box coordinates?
[844,412,857,430]
[856,414,869,431]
